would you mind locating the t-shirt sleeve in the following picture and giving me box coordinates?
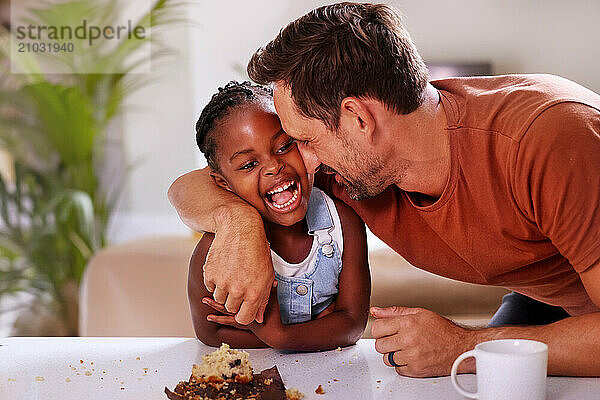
[513,102,600,273]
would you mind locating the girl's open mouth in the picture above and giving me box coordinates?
[264,179,302,213]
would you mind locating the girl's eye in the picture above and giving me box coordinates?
[239,161,257,170]
[276,140,296,153]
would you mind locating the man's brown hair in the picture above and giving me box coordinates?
[247,2,429,130]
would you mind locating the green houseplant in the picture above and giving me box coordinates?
[0,0,182,335]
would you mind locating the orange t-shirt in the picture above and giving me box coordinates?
[317,74,600,316]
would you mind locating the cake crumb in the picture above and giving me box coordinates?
[80,360,83,364]
[136,357,140,360]
[333,378,338,382]
[137,377,142,381]
[65,378,71,383]
[191,344,252,383]
[35,376,44,381]
[264,378,273,385]
[376,380,381,383]
[84,371,92,376]
[315,384,325,394]
[335,347,342,352]
[7,378,16,382]
[285,388,305,400]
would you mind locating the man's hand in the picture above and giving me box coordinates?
[169,168,276,325]
[204,207,275,325]
[370,306,476,377]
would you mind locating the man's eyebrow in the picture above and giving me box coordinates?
[229,149,253,162]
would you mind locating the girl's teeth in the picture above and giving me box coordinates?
[268,181,293,195]
[272,189,298,209]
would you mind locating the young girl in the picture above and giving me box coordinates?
[189,81,370,351]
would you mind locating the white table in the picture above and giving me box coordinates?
[1,337,598,399]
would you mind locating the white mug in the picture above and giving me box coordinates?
[451,339,548,400]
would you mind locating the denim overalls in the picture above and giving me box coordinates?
[274,187,343,324]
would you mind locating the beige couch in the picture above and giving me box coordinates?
[80,235,508,338]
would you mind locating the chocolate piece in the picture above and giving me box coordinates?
[165,366,286,400]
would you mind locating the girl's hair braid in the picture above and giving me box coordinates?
[195,80,273,172]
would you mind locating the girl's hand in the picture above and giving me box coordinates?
[202,296,232,315]
[251,287,284,336]
[206,314,252,331]
[203,297,252,331]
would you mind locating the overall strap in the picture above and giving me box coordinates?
[306,187,334,233]
[306,188,335,257]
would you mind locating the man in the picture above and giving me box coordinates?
[169,3,600,377]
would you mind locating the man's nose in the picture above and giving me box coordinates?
[297,143,321,174]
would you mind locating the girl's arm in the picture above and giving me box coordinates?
[222,199,370,351]
[188,233,268,348]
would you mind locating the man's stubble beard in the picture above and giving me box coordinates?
[322,145,400,201]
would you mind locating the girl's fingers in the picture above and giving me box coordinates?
[202,297,232,314]
[207,314,237,326]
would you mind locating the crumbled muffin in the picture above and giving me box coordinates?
[192,344,253,383]
[165,344,304,400]
[285,388,305,400]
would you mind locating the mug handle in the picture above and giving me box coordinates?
[451,350,478,399]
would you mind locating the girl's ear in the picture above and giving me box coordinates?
[210,171,233,192]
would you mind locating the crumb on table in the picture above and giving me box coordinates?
[315,384,325,394]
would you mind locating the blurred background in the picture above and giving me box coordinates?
[1,0,599,338]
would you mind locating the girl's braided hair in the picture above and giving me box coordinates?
[195,80,273,172]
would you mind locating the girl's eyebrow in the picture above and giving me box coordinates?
[229,149,253,162]
[229,129,286,162]
[271,129,285,142]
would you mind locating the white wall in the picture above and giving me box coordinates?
[111,0,600,244]
[396,0,600,91]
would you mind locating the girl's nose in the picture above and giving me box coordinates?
[263,159,285,176]
[297,143,321,174]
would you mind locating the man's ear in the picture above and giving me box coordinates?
[339,97,376,142]
[209,171,233,192]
